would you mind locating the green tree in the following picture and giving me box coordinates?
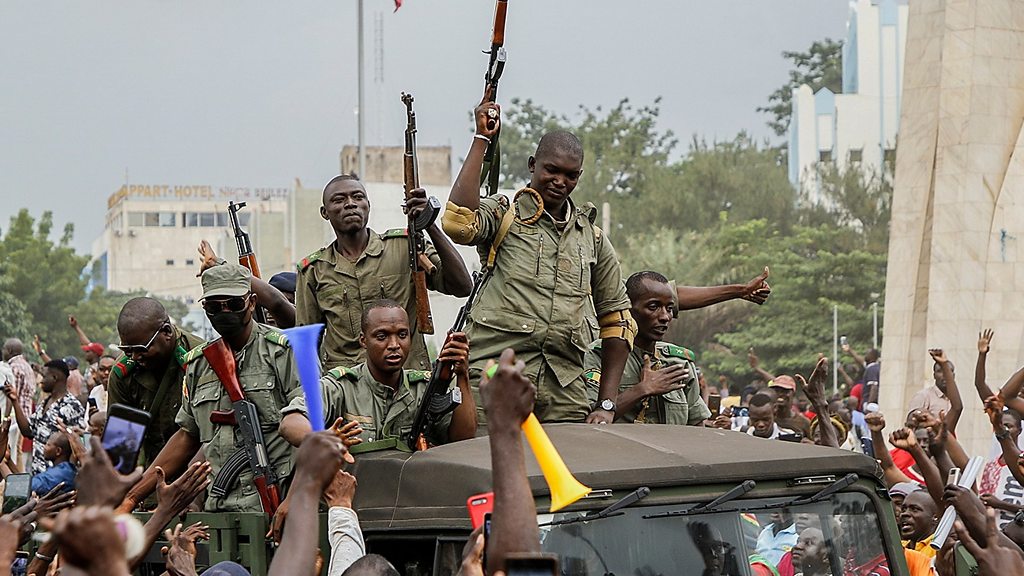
[71,288,190,350]
[759,39,844,137]
[0,277,31,345]
[0,210,90,357]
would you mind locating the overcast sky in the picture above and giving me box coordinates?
[0,0,848,254]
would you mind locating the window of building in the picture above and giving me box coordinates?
[185,259,195,266]
[159,212,176,227]
[848,149,863,163]
[818,150,833,163]
[128,212,145,227]
[199,212,216,227]
[165,259,175,266]
[184,212,198,227]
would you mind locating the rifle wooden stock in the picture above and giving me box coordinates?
[491,0,507,46]
[227,201,267,323]
[203,340,244,402]
[413,270,434,335]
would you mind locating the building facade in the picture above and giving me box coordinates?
[789,0,908,198]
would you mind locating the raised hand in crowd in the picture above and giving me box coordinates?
[53,506,132,576]
[34,481,76,517]
[955,510,1024,574]
[268,431,347,576]
[1,497,37,548]
[889,427,945,509]
[161,522,210,576]
[798,357,838,448]
[456,525,486,576]
[126,461,213,571]
[481,349,542,574]
[929,348,963,433]
[77,435,144,507]
[56,418,88,467]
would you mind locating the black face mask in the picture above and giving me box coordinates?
[209,311,249,338]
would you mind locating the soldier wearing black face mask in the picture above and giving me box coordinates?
[120,264,308,513]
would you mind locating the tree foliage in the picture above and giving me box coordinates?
[759,39,844,137]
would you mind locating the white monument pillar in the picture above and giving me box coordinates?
[881,0,1024,457]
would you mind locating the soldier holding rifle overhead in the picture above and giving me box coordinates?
[295,169,473,371]
[442,95,635,425]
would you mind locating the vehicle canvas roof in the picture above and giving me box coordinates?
[349,424,882,530]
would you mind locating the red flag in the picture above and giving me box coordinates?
[394,0,402,12]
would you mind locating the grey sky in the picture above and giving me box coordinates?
[0,0,847,255]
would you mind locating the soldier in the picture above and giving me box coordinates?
[295,174,473,371]
[443,102,634,425]
[583,271,712,425]
[119,264,308,513]
[281,299,477,448]
[107,297,204,465]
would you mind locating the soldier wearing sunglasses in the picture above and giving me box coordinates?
[107,297,205,466]
[120,263,308,513]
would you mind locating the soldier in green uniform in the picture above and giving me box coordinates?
[584,271,713,425]
[442,102,635,425]
[295,175,473,371]
[107,297,205,465]
[282,299,477,449]
[119,264,308,513]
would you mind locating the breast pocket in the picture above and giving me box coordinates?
[190,380,226,443]
[319,284,358,336]
[376,273,408,301]
[240,372,283,431]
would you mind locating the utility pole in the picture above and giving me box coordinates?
[357,0,366,179]
[832,305,838,394]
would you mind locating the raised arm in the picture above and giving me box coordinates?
[865,412,913,487]
[842,343,865,368]
[890,427,945,509]
[998,365,1024,415]
[449,95,501,212]
[68,315,91,347]
[675,267,771,310]
[974,329,997,403]
[930,349,962,433]
[747,350,776,384]
[985,395,1024,488]
[800,358,839,449]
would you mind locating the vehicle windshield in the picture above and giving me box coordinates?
[538,491,889,576]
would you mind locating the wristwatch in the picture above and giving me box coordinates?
[594,398,616,412]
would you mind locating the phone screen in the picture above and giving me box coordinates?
[102,409,149,475]
[707,394,721,414]
[3,473,31,514]
[483,513,492,570]
[506,556,559,576]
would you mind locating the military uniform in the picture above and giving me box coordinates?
[583,342,712,425]
[176,323,306,513]
[318,363,451,447]
[107,327,205,465]
[295,229,455,372]
[445,192,631,423]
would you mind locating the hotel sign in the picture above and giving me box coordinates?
[108,184,291,208]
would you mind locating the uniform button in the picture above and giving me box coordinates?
[522,324,528,329]
[481,317,487,322]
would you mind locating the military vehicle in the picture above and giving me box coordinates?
[134,423,961,575]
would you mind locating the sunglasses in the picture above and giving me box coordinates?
[202,295,252,314]
[117,322,170,355]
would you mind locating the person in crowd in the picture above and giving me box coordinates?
[754,508,797,566]
[583,271,712,425]
[63,355,87,404]
[746,392,795,440]
[30,431,77,495]
[5,359,86,474]
[3,338,37,468]
[899,489,939,559]
[842,342,880,406]
[107,297,205,465]
[295,174,472,371]
[268,272,297,304]
[118,264,308,513]
[88,353,116,413]
[908,349,962,426]
[747,350,811,436]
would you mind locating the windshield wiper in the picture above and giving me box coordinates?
[643,480,756,519]
[541,486,651,527]
[786,473,857,506]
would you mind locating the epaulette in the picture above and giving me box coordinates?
[658,342,696,362]
[583,369,601,385]
[406,369,430,383]
[327,366,360,381]
[264,329,290,347]
[297,248,325,272]
[383,228,409,239]
[111,355,137,380]
[180,344,206,367]
[581,201,599,224]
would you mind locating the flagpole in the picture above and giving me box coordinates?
[357,0,366,179]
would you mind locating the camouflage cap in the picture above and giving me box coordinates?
[201,263,252,300]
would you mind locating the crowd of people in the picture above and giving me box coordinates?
[0,95,1021,575]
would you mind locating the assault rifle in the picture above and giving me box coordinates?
[227,201,267,324]
[480,0,509,196]
[407,270,486,451]
[402,92,441,335]
[204,339,280,516]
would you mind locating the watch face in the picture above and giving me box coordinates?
[600,399,615,411]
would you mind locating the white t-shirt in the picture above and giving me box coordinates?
[89,384,108,414]
[980,457,1024,528]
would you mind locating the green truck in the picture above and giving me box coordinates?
[136,424,976,575]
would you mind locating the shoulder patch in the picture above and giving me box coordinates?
[111,355,137,380]
[383,227,410,239]
[583,369,601,386]
[406,369,430,383]
[297,248,325,272]
[658,342,696,361]
[180,344,206,367]
[327,366,360,381]
[264,330,289,347]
